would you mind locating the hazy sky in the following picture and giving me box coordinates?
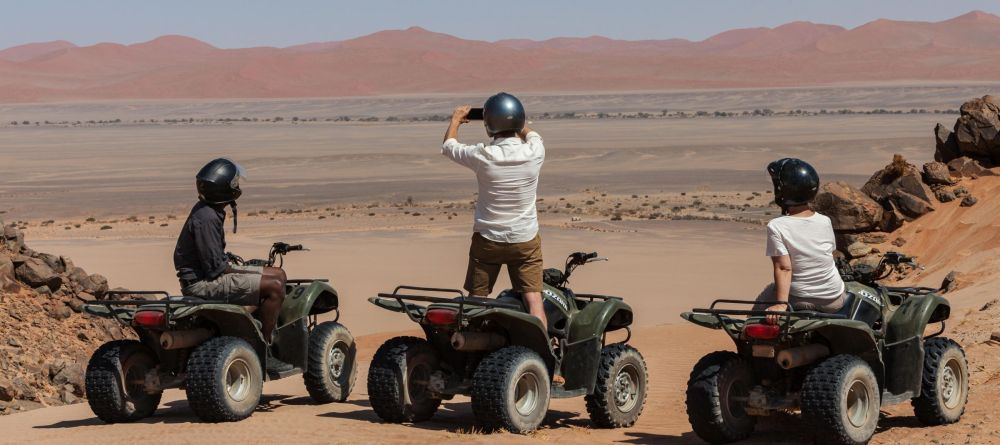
[2,0,998,49]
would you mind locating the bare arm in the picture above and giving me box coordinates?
[517,125,533,140]
[767,255,793,323]
[443,105,471,144]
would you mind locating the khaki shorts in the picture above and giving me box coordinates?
[181,264,263,305]
[753,283,846,313]
[465,233,543,295]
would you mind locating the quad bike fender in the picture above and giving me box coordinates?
[172,305,268,359]
[568,299,634,344]
[479,311,554,371]
[278,281,339,327]
[881,292,950,397]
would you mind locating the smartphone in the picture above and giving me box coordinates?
[467,108,484,120]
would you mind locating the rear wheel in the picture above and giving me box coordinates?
[304,321,357,403]
[471,346,551,434]
[801,355,880,445]
[367,336,442,423]
[912,337,968,425]
[685,351,756,443]
[586,344,648,428]
[185,336,263,422]
[85,340,162,423]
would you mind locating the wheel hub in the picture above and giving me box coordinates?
[941,359,962,409]
[329,343,346,380]
[514,371,540,416]
[614,364,640,412]
[225,358,253,402]
[846,379,872,428]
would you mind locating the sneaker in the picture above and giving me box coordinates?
[266,356,294,373]
[552,375,566,386]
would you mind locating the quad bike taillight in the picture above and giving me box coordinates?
[133,310,166,328]
[424,308,458,326]
[743,323,780,340]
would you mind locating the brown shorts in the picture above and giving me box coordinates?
[465,232,543,295]
[181,265,263,305]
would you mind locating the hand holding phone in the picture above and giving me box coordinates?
[467,108,484,120]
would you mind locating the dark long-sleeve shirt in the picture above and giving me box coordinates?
[174,202,228,281]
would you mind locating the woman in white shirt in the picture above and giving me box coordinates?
[757,158,846,321]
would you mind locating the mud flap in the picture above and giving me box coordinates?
[883,335,924,397]
[561,337,601,393]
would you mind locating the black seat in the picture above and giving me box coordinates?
[495,290,568,338]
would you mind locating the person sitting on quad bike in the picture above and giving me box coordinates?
[173,158,292,372]
[757,158,846,322]
[441,93,550,329]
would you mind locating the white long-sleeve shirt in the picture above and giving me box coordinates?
[442,131,545,243]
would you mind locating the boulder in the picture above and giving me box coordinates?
[862,155,935,222]
[846,242,873,258]
[14,258,62,291]
[954,95,1000,164]
[81,274,109,298]
[922,161,956,186]
[812,182,883,232]
[35,253,65,275]
[2,225,24,252]
[51,363,84,395]
[0,256,13,281]
[934,188,956,203]
[947,156,996,178]
[893,190,935,218]
[961,195,978,207]
[934,123,962,163]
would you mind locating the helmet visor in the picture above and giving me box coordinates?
[224,158,248,188]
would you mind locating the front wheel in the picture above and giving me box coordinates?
[85,340,162,423]
[685,351,756,443]
[367,336,442,423]
[586,344,648,428]
[801,355,880,445]
[304,321,357,403]
[471,346,551,434]
[912,337,968,425]
[185,336,263,422]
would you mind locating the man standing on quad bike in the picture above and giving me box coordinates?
[757,158,846,322]
[173,158,293,372]
[441,93,550,329]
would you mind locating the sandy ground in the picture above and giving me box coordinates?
[2,90,998,443]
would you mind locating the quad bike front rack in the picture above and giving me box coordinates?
[691,299,846,340]
[376,285,524,327]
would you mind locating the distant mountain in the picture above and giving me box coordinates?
[2,11,1000,102]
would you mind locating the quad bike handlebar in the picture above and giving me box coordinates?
[552,251,608,287]
[229,241,308,268]
[839,251,923,287]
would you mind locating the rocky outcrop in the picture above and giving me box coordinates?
[0,220,128,414]
[812,182,883,232]
[922,161,955,186]
[862,155,935,221]
[954,95,1000,164]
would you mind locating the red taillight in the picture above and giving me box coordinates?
[133,310,166,327]
[424,308,458,326]
[744,323,780,340]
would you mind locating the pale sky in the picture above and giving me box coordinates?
[2,0,998,49]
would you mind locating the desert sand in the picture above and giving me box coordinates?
[1,88,999,444]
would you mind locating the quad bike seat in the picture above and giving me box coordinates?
[496,290,570,338]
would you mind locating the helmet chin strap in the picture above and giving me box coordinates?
[230,201,238,234]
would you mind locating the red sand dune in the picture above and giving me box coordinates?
[3,11,1000,102]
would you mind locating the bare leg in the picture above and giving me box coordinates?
[258,267,286,342]
[522,291,547,329]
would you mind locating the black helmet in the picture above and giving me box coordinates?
[483,92,525,137]
[767,158,819,209]
[196,158,246,205]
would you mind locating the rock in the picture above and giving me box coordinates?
[812,182,884,232]
[2,225,24,252]
[934,188,956,203]
[961,195,978,207]
[953,95,1000,164]
[51,364,84,395]
[82,274,109,298]
[34,286,53,297]
[893,189,935,218]
[860,232,889,244]
[922,161,956,185]
[47,304,72,320]
[934,123,962,163]
[0,378,17,402]
[862,155,935,221]
[0,256,13,281]
[35,253,66,275]
[879,201,907,233]
[14,258,62,291]
[947,156,996,178]
[65,298,84,313]
[953,186,970,197]
[58,389,77,404]
[940,271,960,294]
[982,299,999,311]
[992,332,1000,343]
[892,237,907,247]
[847,242,873,258]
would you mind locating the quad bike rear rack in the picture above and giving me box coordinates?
[84,290,228,327]
[691,299,847,340]
[376,285,524,326]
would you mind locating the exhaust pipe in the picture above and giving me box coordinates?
[451,332,506,351]
[160,328,213,350]
[776,344,830,370]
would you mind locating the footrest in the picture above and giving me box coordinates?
[551,387,587,399]
[267,367,302,380]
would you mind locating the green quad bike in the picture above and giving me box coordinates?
[367,252,648,433]
[82,242,357,423]
[682,252,969,445]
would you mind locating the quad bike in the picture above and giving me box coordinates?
[83,242,357,423]
[367,252,648,433]
[682,252,969,445]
